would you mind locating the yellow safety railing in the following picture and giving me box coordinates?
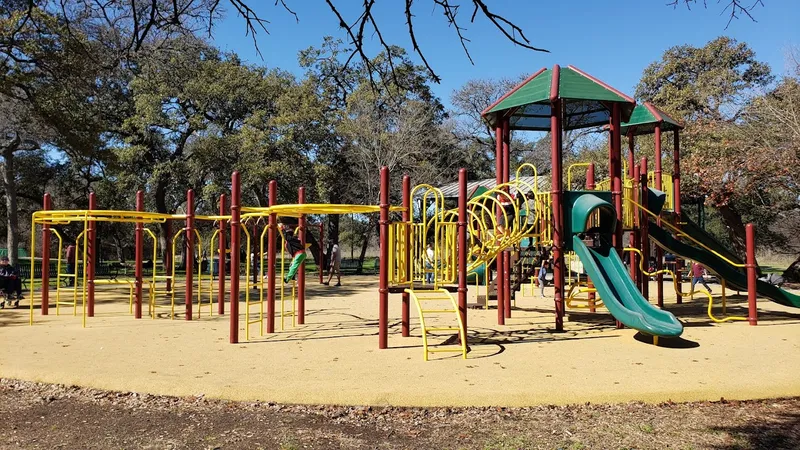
[567,162,592,190]
[405,288,467,361]
[624,247,746,323]
[566,281,604,310]
[627,199,745,268]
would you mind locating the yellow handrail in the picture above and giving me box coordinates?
[627,198,746,268]
[624,247,746,323]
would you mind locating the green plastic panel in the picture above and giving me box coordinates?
[573,236,684,337]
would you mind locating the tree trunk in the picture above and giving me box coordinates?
[717,204,747,256]
[356,216,376,274]
[155,180,169,266]
[2,147,19,266]
[782,256,800,283]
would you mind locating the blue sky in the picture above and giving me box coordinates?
[213,1,798,108]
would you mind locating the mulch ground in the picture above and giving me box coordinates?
[1,379,799,449]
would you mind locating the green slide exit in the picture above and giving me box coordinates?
[648,223,800,309]
[573,235,684,337]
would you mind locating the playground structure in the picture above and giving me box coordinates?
[21,64,800,360]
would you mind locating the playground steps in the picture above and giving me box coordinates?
[405,288,467,361]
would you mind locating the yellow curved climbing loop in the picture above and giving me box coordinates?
[389,164,549,291]
[624,247,747,323]
[405,288,467,361]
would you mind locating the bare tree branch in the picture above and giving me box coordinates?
[667,0,764,28]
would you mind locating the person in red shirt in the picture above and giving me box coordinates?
[691,261,712,294]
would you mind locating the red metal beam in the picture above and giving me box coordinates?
[494,123,505,324]
[551,99,564,331]
[586,164,596,313]
[378,166,390,349]
[87,192,96,317]
[502,119,512,319]
[267,180,277,333]
[746,224,757,325]
[135,190,144,319]
[458,168,468,339]
[298,186,306,325]
[401,175,411,337]
[218,194,226,315]
[185,189,194,320]
[640,157,650,303]
[41,193,51,315]
[230,172,241,343]
[655,124,664,308]
[673,130,683,304]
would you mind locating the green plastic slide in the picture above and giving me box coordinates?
[648,223,800,309]
[662,211,762,276]
[572,236,684,337]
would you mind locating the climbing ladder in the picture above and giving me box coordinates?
[405,288,467,361]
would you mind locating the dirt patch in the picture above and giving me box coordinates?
[2,379,799,449]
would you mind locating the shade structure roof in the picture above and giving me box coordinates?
[620,102,684,136]
[481,65,636,131]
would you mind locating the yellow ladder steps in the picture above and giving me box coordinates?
[405,288,467,361]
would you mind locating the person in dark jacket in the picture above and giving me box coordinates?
[0,256,23,307]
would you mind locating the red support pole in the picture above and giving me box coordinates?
[165,220,172,293]
[298,186,306,325]
[585,164,596,313]
[640,157,650,303]
[673,130,683,303]
[267,181,277,333]
[610,104,623,255]
[218,194,226,315]
[378,166,390,349]
[41,194,51,315]
[610,105,623,329]
[746,223,757,325]
[630,165,638,284]
[654,124,664,308]
[185,189,194,320]
[551,99,565,332]
[87,192,96,317]
[318,222,324,284]
[401,175,411,337]
[230,172,241,343]
[494,122,505,325]
[502,119,512,318]
[134,191,144,319]
[457,168,469,339]
[632,164,643,292]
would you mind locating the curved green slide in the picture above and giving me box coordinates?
[649,223,800,309]
[573,236,684,337]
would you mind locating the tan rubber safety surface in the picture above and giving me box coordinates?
[2,277,800,407]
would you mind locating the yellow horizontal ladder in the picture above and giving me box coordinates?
[405,288,467,361]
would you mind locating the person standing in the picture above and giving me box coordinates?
[425,243,435,284]
[324,241,342,286]
[537,259,549,298]
[691,261,712,294]
[65,243,76,286]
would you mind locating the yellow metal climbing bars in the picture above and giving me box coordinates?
[405,288,467,361]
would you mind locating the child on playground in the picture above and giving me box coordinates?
[279,223,310,284]
[0,256,24,307]
[691,261,712,294]
[537,259,549,298]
